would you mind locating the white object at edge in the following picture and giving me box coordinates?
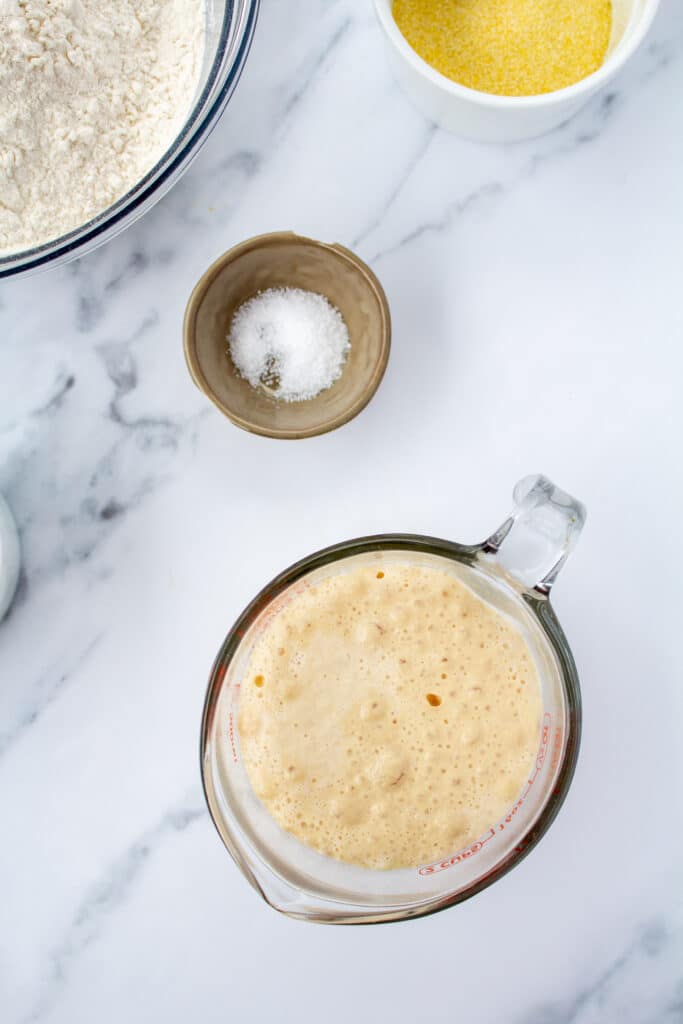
[0,494,20,622]
[373,0,661,142]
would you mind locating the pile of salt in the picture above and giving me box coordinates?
[228,288,350,402]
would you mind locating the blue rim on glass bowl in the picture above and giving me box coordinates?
[0,0,259,279]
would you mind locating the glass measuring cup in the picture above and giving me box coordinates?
[201,475,586,924]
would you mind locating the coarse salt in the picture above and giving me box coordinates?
[228,288,351,403]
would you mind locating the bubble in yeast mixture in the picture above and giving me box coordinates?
[237,562,542,870]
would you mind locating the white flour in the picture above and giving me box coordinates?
[0,0,205,255]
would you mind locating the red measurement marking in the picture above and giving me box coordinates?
[227,711,238,764]
[550,726,563,774]
[418,713,552,877]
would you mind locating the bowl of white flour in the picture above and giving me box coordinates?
[0,0,258,277]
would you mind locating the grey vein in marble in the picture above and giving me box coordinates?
[352,122,438,250]
[360,20,682,266]
[0,634,101,760]
[363,91,620,265]
[0,305,206,763]
[519,917,683,1024]
[281,15,352,121]
[0,311,199,589]
[1,369,75,437]
[23,800,205,1024]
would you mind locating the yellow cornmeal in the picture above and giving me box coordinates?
[392,0,612,97]
[238,561,542,870]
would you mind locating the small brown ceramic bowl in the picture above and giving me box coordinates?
[183,232,392,439]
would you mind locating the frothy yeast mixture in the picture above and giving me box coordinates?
[238,561,542,870]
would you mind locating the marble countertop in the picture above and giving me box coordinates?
[2,2,682,1021]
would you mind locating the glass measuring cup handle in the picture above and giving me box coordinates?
[480,475,587,596]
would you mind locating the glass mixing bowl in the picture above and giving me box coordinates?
[201,475,586,924]
[0,0,259,279]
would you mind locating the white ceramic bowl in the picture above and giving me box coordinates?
[374,0,660,143]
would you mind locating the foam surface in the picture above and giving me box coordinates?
[237,562,542,870]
